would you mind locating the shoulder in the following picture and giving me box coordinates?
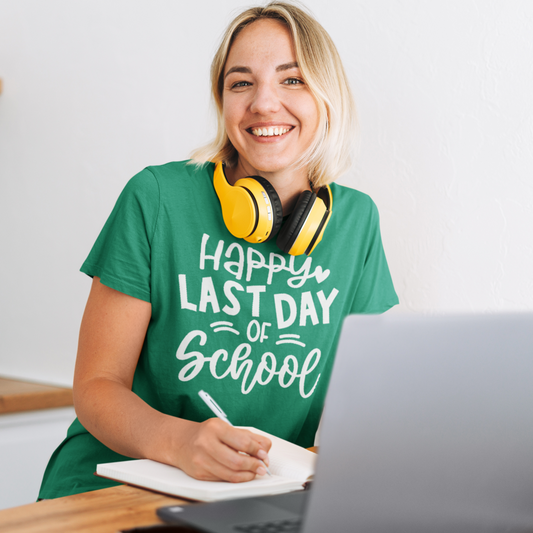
[328,182,380,225]
[143,160,215,188]
[330,182,376,208]
[121,160,215,201]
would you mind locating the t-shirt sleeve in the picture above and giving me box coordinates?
[80,168,160,302]
[349,199,399,314]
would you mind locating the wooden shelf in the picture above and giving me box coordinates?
[0,377,73,415]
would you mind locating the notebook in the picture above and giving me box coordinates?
[157,313,533,533]
[97,427,315,501]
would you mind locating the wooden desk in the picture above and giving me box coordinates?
[0,377,73,414]
[0,484,191,533]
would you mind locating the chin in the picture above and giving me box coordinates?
[245,154,297,174]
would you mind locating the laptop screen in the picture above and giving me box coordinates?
[302,313,533,533]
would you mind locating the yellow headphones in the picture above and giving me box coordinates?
[213,162,332,256]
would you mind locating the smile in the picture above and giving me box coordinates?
[250,127,292,137]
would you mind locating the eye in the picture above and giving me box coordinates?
[231,80,252,89]
[283,78,304,86]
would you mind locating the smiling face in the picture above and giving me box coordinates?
[222,18,319,183]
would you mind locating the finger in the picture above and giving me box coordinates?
[216,439,269,474]
[190,421,267,478]
[221,428,272,466]
[188,447,262,483]
[206,456,262,483]
[248,433,273,458]
[241,430,272,451]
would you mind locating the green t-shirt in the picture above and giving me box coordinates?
[39,160,398,499]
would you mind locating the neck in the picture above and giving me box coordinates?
[225,160,311,216]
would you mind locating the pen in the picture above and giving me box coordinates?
[198,390,272,476]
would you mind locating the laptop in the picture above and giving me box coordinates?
[157,313,533,532]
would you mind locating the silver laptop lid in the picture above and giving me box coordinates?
[303,313,533,533]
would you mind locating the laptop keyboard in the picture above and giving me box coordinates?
[234,518,301,532]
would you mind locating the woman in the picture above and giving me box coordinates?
[39,1,398,499]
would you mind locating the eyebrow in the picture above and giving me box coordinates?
[276,62,299,72]
[224,62,299,79]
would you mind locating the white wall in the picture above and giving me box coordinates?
[1,0,532,387]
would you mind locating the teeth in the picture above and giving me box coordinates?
[251,127,290,137]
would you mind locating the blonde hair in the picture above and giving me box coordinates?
[190,1,357,188]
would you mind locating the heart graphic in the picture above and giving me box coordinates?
[314,266,330,283]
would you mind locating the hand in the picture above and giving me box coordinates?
[172,418,272,483]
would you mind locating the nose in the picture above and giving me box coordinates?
[249,82,281,115]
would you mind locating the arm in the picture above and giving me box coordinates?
[73,276,271,482]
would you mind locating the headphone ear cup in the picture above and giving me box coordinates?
[276,190,315,254]
[250,176,284,241]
